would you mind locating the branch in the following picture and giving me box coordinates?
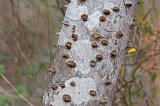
[0,74,35,106]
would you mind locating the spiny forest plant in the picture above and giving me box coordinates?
[42,0,137,106]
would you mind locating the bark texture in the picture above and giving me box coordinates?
[42,0,137,106]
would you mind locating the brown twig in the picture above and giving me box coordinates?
[0,74,35,106]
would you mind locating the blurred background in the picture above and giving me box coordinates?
[0,0,160,106]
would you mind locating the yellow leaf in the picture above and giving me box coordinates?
[155,87,160,93]
[128,48,137,54]
[120,67,124,77]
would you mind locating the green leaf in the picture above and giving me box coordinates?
[0,65,5,74]
[16,84,30,97]
[0,95,9,106]
[0,24,3,33]
[0,53,5,61]
[132,87,142,94]
[19,63,37,79]
[151,71,157,82]
[141,95,145,100]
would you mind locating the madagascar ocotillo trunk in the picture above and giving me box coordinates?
[42,0,137,106]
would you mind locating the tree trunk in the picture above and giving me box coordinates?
[42,0,137,106]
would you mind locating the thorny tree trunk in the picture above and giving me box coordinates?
[42,0,137,106]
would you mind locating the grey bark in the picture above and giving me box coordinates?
[42,0,137,106]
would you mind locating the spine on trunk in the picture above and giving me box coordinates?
[42,0,137,106]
